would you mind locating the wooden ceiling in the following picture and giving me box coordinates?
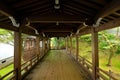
[0,0,120,37]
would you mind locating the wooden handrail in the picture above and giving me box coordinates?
[0,69,15,80]
[97,67,117,80]
[78,55,117,80]
[0,46,48,80]
[78,56,92,65]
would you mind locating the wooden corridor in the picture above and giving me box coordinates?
[24,50,88,80]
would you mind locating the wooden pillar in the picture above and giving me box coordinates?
[91,27,99,80]
[48,38,50,50]
[66,37,68,52]
[42,39,44,55]
[48,38,51,50]
[76,35,79,61]
[70,37,72,54]
[14,31,22,80]
[36,37,40,60]
[46,39,48,50]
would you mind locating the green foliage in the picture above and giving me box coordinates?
[116,45,120,54]
[0,29,14,45]
[99,31,120,53]
[51,37,65,49]
[80,34,91,43]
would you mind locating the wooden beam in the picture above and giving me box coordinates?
[77,17,120,35]
[95,0,120,20]
[95,17,120,32]
[14,31,22,80]
[79,27,91,35]
[113,12,120,16]
[46,32,70,37]
[41,28,73,32]
[76,24,87,34]
[28,15,86,23]
[0,1,16,17]
[91,27,99,80]
[0,23,18,31]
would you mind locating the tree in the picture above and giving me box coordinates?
[99,31,119,66]
[0,29,14,46]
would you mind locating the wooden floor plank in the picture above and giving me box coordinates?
[24,50,87,80]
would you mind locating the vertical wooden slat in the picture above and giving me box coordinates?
[91,27,99,80]
[76,35,79,61]
[14,31,21,80]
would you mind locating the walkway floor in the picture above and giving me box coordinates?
[24,50,88,80]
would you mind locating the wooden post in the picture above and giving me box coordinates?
[91,27,99,80]
[47,39,50,51]
[14,31,22,80]
[76,35,79,61]
[48,38,50,50]
[64,38,67,49]
[66,37,68,52]
[42,38,46,55]
[70,37,72,55]
[36,37,40,60]
[42,39,44,55]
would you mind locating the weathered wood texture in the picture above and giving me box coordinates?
[91,27,99,80]
[70,37,72,55]
[76,35,79,61]
[14,31,22,80]
[24,50,88,80]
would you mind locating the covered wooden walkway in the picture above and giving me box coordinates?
[0,0,120,80]
[24,50,89,80]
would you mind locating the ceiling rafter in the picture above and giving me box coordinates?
[0,1,16,17]
[17,1,50,11]
[27,8,50,16]
[62,4,94,16]
[13,0,39,7]
[95,0,120,21]
[72,0,102,10]
[23,4,50,14]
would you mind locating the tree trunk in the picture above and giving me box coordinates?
[101,33,114,66]
[107,51,114,66]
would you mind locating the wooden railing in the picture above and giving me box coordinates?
[0,69,15,80]
[0,47,48,80]
[21,55,38,76]
[0,55,38,80]
[97,68,117,80]
[76,55,117,80]
[78,56,93,75]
